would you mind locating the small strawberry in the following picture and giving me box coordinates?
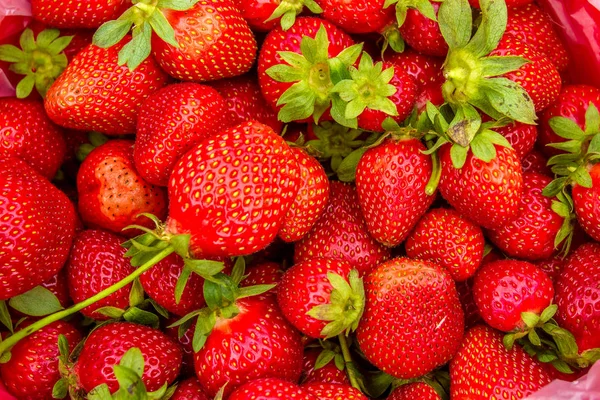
[31,0,128,28]
[317,0,395,34]
[238,0,323,31]
[405,207,485,281]
[170,378,210,400]
[302,382,368,399]
[77,139,169,236]
[399,1,448,57]
[301,348,349,386]
[134,82,230,187]
[356,257,464,379]
[572,163,600,242]
[228,378,318,400]
[450,325,552,399]
[387,382,441,400]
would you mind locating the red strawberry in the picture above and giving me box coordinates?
[535,255,567,282]
[278,147,330,243]
[228,378,318,400]
[301,348,349,386]
[241,261,284,289]
[439,144,523,230]
[164,319,195,377]
[494,121,538,160]
[399,2,448,57]
[295,182,391,277]
[405,207,485,281]
[522,149,551,175]
[572,163,600,242]
[40,269,72,309]
[44,38,170,135]
[356,136,434,247]
[456,279,483,330]
[74,322,182,394]
[356,257,464,379]
[469,0,532,7]
[450,325,553,399]
[31,0,129,28]
[77,139,168,236]
[472,260,554,332]
[211,75,283,133]
[0,321,81,400]
[0,157,76,300]
[388,382,441,400]
[170,378,210,400]
[134,82,230,187]
[317,0,394,34]
[0,98,66,179]
[194,295,304,397]
[554,242,600,352]
[66,229,134,320]
[302,382,368,399]
[165,121,301,258]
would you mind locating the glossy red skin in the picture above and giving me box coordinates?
[494,121,538,160]
[538,84,600,157]
[356,137,434,247]
[41,269,72,309]
[228,378,318,400]
[211,75,283,133]
[134,82,230,187]
[473,260,554,332]
[237,0,281,31]
[450,325,552,399]
[521,149,551,175]
[166,121,300,258]
[0,98,66,179]
[317,0,395,34]
[241,261,284,289]
[279,147,330,242]
[469,0,532,7]
[152,2,256,82]
[487,173,563,260]
[277,258,354,338]
[535,255,566,282]
[572,163,600,242]
[491,39,561,112]
[295,182,391,277]
[399,2,448,57]
[356,257,464,379]
[45,39,170,135]
[77,139,168,237]
[302,382,368,399]
[66,229,133,320]
[31,0,129,28]
[164,320,195,378]
[384,49,444,89]
[357,62,417,132]
[0,321,81,400]
[405,208,484,281]
[0,158,76,300]
[456,278,483,330]
[170,378,210,400]
[258,17,355,118]
[555,243,600,352]
[388,382,441,400]
[194,295,304,397]
[75,322,182,394]
[300,348,349,385]
[439,144,523,230]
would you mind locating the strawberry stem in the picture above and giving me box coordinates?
[338,333,362,391]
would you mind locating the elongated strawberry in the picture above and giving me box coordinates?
[228,378,318,400]
[0,98,66,179]
[405,207,484,281]
[356,257,464,379]
[238,0,323,31]
[134,82,230,187]
[317,0,394,34]
[450,325,552,399]
[77,139,168,236]
[302,382,368,399]
[572,163,600,242]
[31,0,128,28]
[295,182,391,276]
[0,157,76,300]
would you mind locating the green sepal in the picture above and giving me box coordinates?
[129,278,145,308]
[93,17,134,48]
[95,306,126,319]
[156,0,200,11]
[521,312,540,329]
[0,301,13,333]
[540,304,558,323]
[88,384,113,400]
[236,284,276,299]
[548,116,586,140]
[585,104,600,135]
[479,56,529,78]
[336,147,368,182]
[438,0,472,51]
[265,0,322,31]
[315,349,337,370]
[446,103,482,146]
[8,285,64,317]
[503,332,516,351]
[306,121,369,171]
[542,177,569,198]
[122,307,160,328]
[476,77,536,124]
[52,378,69,399]
[551,359,574,374]
[385,0,438,28]
[192,309,217,352]
[463,0,507,57]
[449,143,469,169]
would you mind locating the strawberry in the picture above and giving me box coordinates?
[134,82,230,187]
[0,157,76,300]
[164,319,195,377]
[522,149,551,175]
[194,295,304,396]
[44,38,169,135]
[456,279,483,330]
[388,382,441,400]
[301,348,349,386]
[31,0,129,28]
[240,261,284,289]
[535,255,567,282]
[77,139,169,236]
[469,0,532,7]
[438,143,523,230]
[0,321,81,400]
[0,98,66,179]
[405,207,485,281]
[278,147,330,243]
[472,260,554,332]
[210,75,283,133]
[66,229,134,320]
[39,269,72,309]
[494,121,538,160]
[74,322,182,394]
[165,121,301,258]
[572,163,600,242]
[228,378,318,400]
[450,325,553,399]
[302,382,368,399]
[238,0,323,31]
[170,378,210,400]
[355,257,464,379]
[317,0,394,34]
[554,242,600,352]
[399,1,448,57]
[356,136,434,247]
[294,182,391,277]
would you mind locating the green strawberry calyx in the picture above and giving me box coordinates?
[76,132,110,162]
[0,28,73,98]
[384,0,441,27]
[265,0,323,31]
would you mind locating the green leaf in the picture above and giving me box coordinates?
[479,56,529,77]
[96,306,126,319]
[464,0,508,57]
[8,286,63,317]
[572,166,593,188]
[447,103,482,146]
[551,359,574,374]
[156,0,200,10]
[0,44,25,63]
[479,77,537,124]
[450,143,469,169]
[185,259,224,279]
[542,177,568,198]
[503,333,516,350]
[438,0,472,50]
[315,349,336,369]
[582,348,600,364]
[147,382,169,400]
[19,29,36,52]
[521,312,540,329]
[118,22,153,70]
[35,29,61,48]
[58,334,70,360]
[52,378,69,399]
[336,147,367,182]
[478,129,512,149]
[543,324,580,359]
[123,307,160,328]
[192,311,216,352]
[470,134,496,162]
[148,10,178,47]
[414,0,438,21]
[588,133,600,154]
[16,74,35,99]
[585,103,600,135]
[540,304,558,323]
[169,234,191,259]
[382,117,402,132]
[334,43,363,68]
[129,278,145,308]
[113,364,146,398]
[93,18,133,49]
[230,257,246,286]
[174,267,192,304]
[528,329,542,346]
[87,384,113,400]
[119,347,145,377]
[548,117,586,140]
[236,284,276,299]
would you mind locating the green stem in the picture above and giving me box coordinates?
[0,246,175,356]
[338,333,361,391]
[425,148,441,196]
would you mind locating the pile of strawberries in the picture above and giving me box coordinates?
[0,0,599,398]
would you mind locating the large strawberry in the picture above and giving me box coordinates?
[450,325,553,399]
[31,0,128,28]
[0,98,66,179]
[355,135,435,247]
[77,139,168,236]
[0,157,76,300]
[134,82,230,187]
[356,257,464,379]
[228,378,318,400]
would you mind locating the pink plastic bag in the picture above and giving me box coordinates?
[0,0,31,97]
[526,361,600,400]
